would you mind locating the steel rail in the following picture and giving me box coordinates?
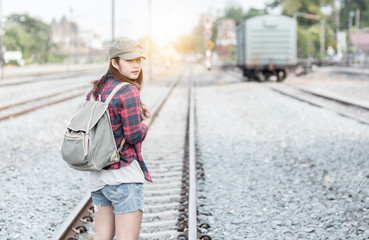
[0,85,90,112]
[0,88,89,122]
[187,73,197,239]
[0,68,168,122]
[227,64,369,108]
[0,65,159,87]
[271,85,369,125]
[298,88,369,111]
[272,85,369,112]
[0,68,105,87]
[52,193,93,240]
[53,71,183,240]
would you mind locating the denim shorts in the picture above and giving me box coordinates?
[91,183,144,214]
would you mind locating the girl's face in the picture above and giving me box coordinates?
[112,57,142,79]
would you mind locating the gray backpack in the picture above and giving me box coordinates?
[61,82,128,171]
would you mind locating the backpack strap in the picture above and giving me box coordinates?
[105,82,130,104]
[117,138,126,155]
[106,82,129,155]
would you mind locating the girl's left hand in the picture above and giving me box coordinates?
[141,103,152,119]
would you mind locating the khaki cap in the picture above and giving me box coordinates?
[109,37,146,60]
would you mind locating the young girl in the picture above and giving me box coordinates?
[87,37,153,240]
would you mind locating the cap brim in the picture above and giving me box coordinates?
[118,53,146,60]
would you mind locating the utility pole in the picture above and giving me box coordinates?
[346,0,354,65]
[69,8,73,68]
[112,0,115,42]
[348,10,354,33]
[335,0,340,34]
[335,0,343,60]
[148,0,152,81]
[347,0,354,43]
[355,8,360,30]
[320,19,325,58]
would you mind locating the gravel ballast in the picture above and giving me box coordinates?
[195,67,369,239]
[285,66,369,103]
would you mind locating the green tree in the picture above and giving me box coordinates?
[339,0,369,31]
[244,8,268,21]
[224,6,245,26]
[4,14,51,63]
[222,6,268,26]
[268,0,337,58]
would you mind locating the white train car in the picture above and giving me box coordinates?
[237,15,297,81]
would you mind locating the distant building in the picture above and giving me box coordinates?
[349,31,369,53]
[50,16,79,52]
[50,16,105,63]
[215,19,237,63]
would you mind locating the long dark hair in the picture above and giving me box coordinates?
[91,56,143,98]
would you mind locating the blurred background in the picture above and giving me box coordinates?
[2,1,369,239]
[0,0,368,71]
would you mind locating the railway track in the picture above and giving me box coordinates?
[226,68,369,124]
[0,68,105,87]
[0,64,163,87]
[271,84,369,125]
[0,67,170,122]
[53,70,204,240]
[0,85,91,121]
[298,88,369,111]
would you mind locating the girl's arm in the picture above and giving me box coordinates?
[120,85,149,144]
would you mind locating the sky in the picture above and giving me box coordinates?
[2,0,272,45]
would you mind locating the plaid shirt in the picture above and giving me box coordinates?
[86,72,152,182]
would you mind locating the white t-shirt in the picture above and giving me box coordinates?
[89,160,145,192]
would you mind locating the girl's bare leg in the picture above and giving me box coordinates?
[115,210,143,240]
[94,205,115,240]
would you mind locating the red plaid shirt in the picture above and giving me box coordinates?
[86,72,152,182]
